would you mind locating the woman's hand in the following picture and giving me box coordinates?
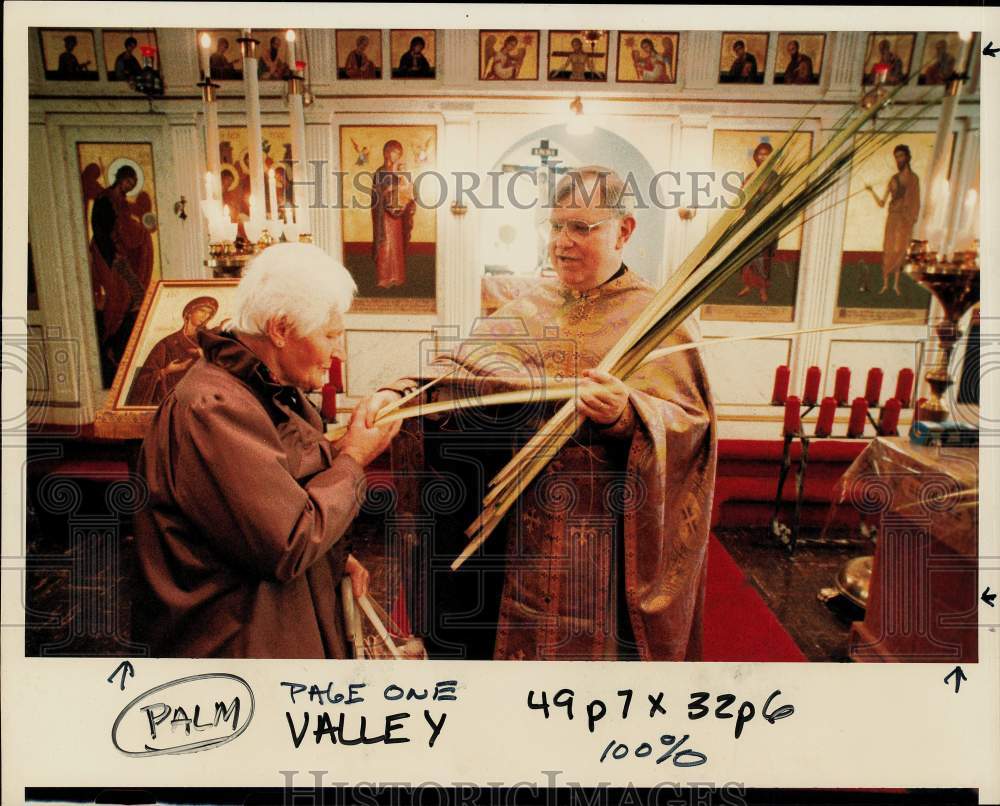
[365,389,404,428]
[345,553,370,599]
[577,368,631,426]
[338,396,402,467]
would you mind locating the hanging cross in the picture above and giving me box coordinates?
[501,139,568,176]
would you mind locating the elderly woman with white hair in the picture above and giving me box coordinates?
[133,243,400,658]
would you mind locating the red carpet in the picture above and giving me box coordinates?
[702,533,806,662]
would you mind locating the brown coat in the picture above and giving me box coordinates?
[133,328,366,658]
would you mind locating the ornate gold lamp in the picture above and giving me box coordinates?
[903,239,979,440]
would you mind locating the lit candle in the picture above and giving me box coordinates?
[285,29,297,72]
[956,31,974,79]
[783,396,801,436]
[877,398,901,436]
[957,188,979,250]
[199,32,212,78]
[815,397,837,438]
[894,368,914,407]
[833,367,851,405]
[267,168,279,220]
[802,366,821,406]
[223,204,237,241]
[847,398,869,438]
[771,365,790,405]
[864,367,883,407]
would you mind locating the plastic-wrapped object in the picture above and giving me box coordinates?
[341,579,428,660]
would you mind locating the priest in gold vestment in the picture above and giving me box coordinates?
[371,166,716,661]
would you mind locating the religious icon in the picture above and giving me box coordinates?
[700,130,812,322]
[718,32,768,84]
[339,125,437,313]
[390,30,436,79]
[862,33,915,86]
[547,30,608,81]
[77,142,161,388]
[125,295,219,406]
[102,29,158,83]
[197,30,290,81]
[479,31,538,80]
[834,133,938,323]
[918,32,964,85]
[336,29,382,79]
[218,126,293,224]
[96,280,238,438]
[773,33,824,85]
[38,29,98,81]
[257,32,292,80]
[197,30,243,81]
[616,32,678,83]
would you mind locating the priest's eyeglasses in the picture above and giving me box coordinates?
[542,216,617,242]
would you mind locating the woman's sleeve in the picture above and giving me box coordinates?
[170,391,366,583]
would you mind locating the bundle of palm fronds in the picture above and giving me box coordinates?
[329,79,934,569]
[448,80,933,569]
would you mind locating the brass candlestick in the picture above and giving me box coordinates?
[902,239,980,424]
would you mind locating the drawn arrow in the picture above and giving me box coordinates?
[944,666,967,693]
[983,587,997,607]
[107,660,136,691]
[984,41,1000,58]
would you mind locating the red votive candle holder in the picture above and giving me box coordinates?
[321,386,338,421]
[803,366,821,406]
[328,357,344,392]
[878,397,901,435]
[914,396,927,422]
[894,368,914,407]
[783,396,801,436]
[864,367,883,407]
[815,396,837,437]
[772,365,790,404]
[847,397,869,438]
[833,367,851,405]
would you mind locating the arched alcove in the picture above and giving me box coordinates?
[480,124,663,284]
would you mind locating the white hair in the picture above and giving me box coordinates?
[229,243,357,336]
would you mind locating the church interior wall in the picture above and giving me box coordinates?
[24,28,980,439]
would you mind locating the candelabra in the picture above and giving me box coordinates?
[198,29,313,278]
[768,364,917,554]
[902,239,980,444]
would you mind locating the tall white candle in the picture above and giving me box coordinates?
[267,168,279,220]
[199,32,211,77]
[286,29,296,72]
[287,82,309,231]
[242,29,266,212]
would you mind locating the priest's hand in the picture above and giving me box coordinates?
[577,369,630,426]
[345,553,370,599]
[365,389,405,428]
